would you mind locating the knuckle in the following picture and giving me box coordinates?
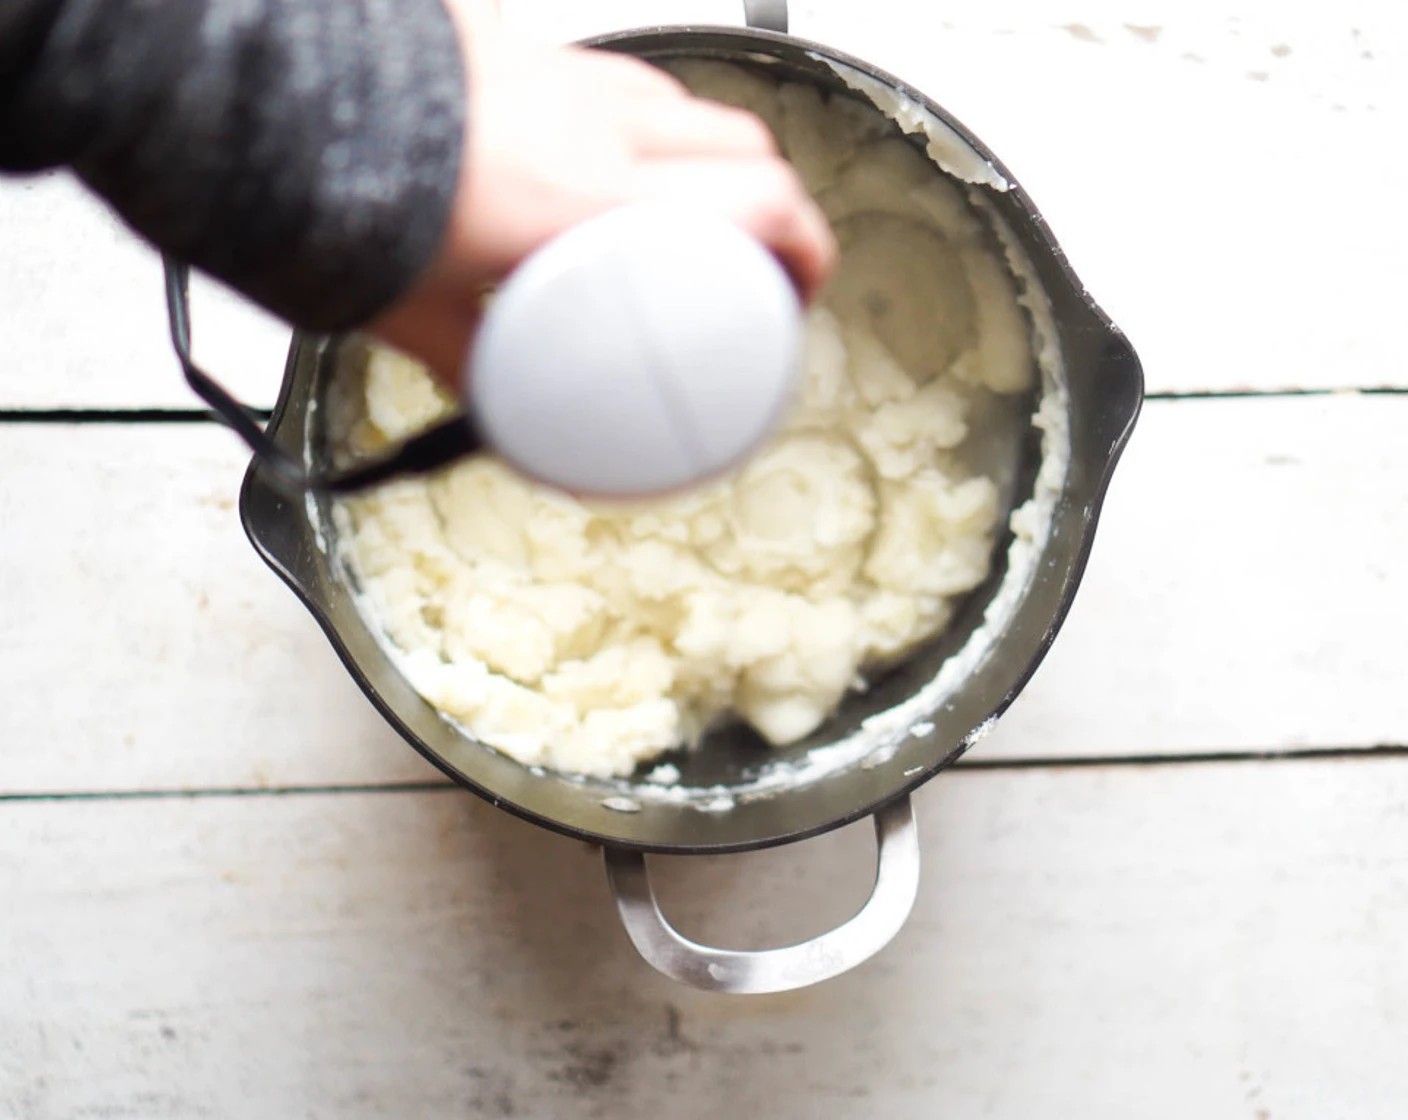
[750,195,798,242]
[749,160,806,228]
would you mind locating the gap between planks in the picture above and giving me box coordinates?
[2,386,1405,426]
[0,406,271,423]
[4,745,1406,805]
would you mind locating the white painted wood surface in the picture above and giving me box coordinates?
[0,175,292,412]
[2,1,1406,1117]
[3,762,1407,1119]
[983,392,1408,760]
[0,423,440,795]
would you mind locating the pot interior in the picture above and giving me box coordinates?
[241,28,1142,854]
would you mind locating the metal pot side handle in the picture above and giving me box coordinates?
[743,0,787,33]
[603,795,918,994]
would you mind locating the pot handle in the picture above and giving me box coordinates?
[603,794,918,993]
[742,0,787,33]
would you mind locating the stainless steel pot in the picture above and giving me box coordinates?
[237,0,1143,994]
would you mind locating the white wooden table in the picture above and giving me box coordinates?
[3,2,1406,1116]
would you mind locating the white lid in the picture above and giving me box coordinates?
[466,204,802,498]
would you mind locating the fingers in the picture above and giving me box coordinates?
[628,99,778,158]
[568,48,690,101]
[576,50,777,160]
[630,156,838,302]
[595,62,833,298]
[754,184,837,303]
[460,0,501,23]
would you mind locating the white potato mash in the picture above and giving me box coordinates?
[334,61,1034,779]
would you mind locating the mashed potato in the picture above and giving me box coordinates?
[334,61,1033,779]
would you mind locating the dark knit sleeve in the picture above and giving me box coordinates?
[0,0,465,332]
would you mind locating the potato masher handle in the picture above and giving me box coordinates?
[603,794,918,994]
[742,0,787,32]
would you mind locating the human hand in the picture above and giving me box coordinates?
[371,14,836,387]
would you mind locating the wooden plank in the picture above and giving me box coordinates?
[980,391,1408,760]
[1,392,1405,794]
[3,0,1402,408]
[0,175,292,411]
[0,424,440,794]
[2,759,1406,1118]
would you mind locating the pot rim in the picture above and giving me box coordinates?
[239,25,1143,855]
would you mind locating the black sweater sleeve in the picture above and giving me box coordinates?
[0,0,465,332]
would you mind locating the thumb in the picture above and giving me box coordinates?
[368,292,482,395]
